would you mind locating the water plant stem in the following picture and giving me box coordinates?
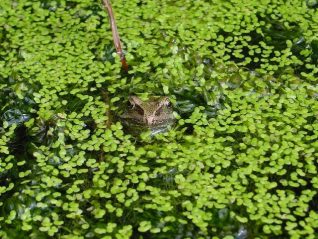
[102,0,129,71]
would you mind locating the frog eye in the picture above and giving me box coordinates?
[128,101,144,115]
[134,105,144,115]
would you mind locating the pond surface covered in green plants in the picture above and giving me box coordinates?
[0,0,318,238]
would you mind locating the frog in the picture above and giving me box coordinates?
[120,96,175,135]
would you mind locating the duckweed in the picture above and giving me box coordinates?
[0,0,318,238]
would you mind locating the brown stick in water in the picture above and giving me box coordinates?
[102,0,129,72]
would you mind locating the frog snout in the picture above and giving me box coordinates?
[144,115,156,125]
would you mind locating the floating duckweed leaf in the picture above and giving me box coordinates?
[138,221,152,232]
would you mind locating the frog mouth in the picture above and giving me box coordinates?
[122,119,174,127]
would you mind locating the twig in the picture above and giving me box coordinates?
[102,0,129,72]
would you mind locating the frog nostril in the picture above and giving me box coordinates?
[146,116,155,125]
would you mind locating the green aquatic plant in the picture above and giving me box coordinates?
[0,0,318,238]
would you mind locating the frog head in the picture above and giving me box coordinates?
[120,96,175,135]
